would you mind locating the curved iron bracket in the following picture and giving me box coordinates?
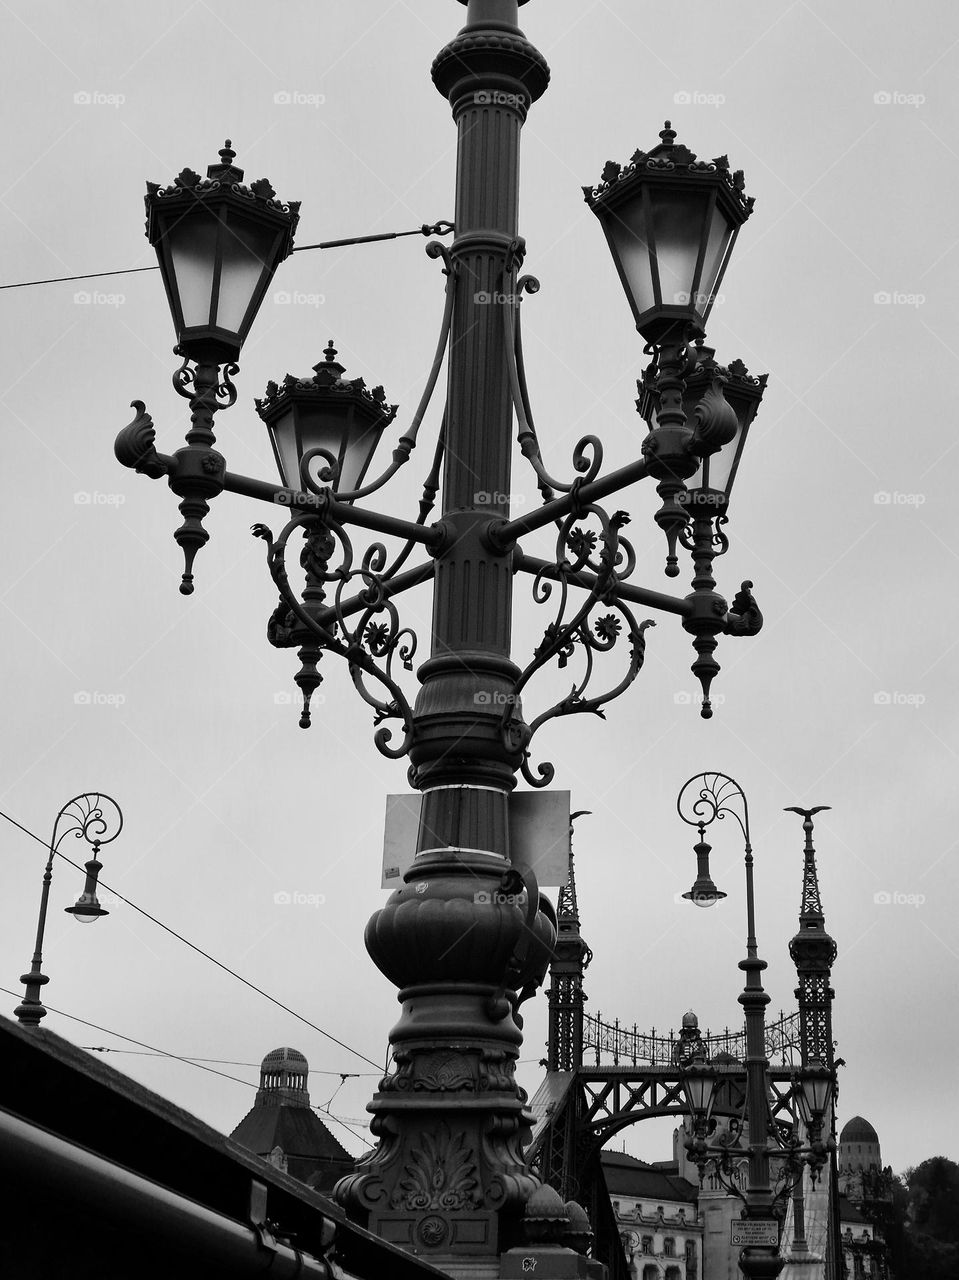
[503,503,655,787]
[252,512,417,759]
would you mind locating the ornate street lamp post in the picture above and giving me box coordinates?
[14,793,123,1028]
[676,773,835,1280]
[115,1,773,1269]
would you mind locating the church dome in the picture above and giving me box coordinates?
[262,1046,308,1069]
[840,1116,878,1144]
[257,1047,310,1106]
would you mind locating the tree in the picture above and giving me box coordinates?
[886,1157,959,1280]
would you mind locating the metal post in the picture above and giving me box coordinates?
[14,793,123,1027]
[335,1,557,1260]
[737,836,784,1280]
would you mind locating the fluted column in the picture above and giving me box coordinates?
[336,3,556,1266]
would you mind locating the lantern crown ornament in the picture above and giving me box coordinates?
[145,140,300,363]
[584,122,754,343]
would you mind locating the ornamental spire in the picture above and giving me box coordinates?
[785,806,838,1067]
[556,809,589,926]
[785,805,830,927]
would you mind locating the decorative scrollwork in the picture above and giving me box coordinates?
[503,269,610,504]
[679,511,729,557]
[677,772,750,846]
[53,792,124,854]
[171,349,195,401]
[216,361,239,409]
[504,503,655,787]
[252,511,417,759]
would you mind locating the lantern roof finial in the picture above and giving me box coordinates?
[206,139,244,184]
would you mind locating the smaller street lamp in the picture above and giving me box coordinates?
[14,793,123,1027]
[255,340,397,499]
[676,772,837,1280]
[637,342,768,515]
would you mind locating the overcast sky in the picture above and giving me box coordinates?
[1,0,957,1178]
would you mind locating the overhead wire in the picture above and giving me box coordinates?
[0,985,372,1148]
[1,804,382,1070]
[0,221,453,292]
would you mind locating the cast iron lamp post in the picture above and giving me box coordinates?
[14,792,123,1028]
[676,773,835,1280]
[115,1,771,1267]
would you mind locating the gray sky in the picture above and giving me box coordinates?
[1,0,957,1176]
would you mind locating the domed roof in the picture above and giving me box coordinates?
[840,1115,878,1144]
[261,1046,308,1069]
[712,1050,741,1065]
[682,1010,699,1029]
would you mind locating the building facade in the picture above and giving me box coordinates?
[603,1150,702,1280]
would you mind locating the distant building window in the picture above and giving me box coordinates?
[642,1235,653,1255]
[686,1239,698,1279]
[664,1237,675,1257]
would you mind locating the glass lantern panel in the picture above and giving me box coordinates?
[701,417,743,497]
[167,217,218,329]
[215,215,273,337]
[649,189,711,310]
[607,196,656,318]
[268,406,303,489]
[696,203,736,313]
[339,423,382,494]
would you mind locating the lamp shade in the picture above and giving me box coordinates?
[795,1057,833,1127]
[637,345,767,509]
[256,342,397,499]
[682,840,727,908]
[145,142,300,363]
[584,124,753,344]
[682,1064,716,1117]
[64,892,108,923]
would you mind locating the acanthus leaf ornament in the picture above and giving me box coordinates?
[393,1125,481,1212]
